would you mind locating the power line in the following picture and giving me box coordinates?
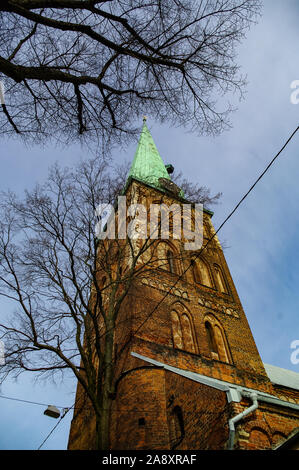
[66,109,297,433]
[35,123,299,450]
[0,394,67,409]
[0,393,74,450]
[124,123,299,340]
[5,125,299,446]
[0,393,168,413]
[37,406,72,450]
[214,124,299,234]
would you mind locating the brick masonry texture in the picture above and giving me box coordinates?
[68,180,299,450]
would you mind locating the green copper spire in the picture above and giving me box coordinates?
[127,117,171,191]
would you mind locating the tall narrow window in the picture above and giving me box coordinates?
[171,311,184,349]
[181,314,196,353]
[192,261,201,284]
[204,316,232,364]
[171,307,197,353]
[156,242,179,273]
[205,321,218,359]
[193,258,212,287]
[214,325,230,363]
[167,250,175,273]
[214,264,228,293]
[169,406,184,449]
[199,259,212,287]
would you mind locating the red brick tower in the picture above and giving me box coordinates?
[68,121,299,450]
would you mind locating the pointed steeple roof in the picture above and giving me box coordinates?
[127,118,171,191]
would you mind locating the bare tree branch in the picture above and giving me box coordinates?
[0,0,261,146]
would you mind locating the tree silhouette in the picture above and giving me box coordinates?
[0,0,261,146]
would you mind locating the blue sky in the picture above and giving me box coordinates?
[1,0,299,449]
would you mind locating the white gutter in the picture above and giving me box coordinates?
[227,392,258,450]
[130,352,299,449]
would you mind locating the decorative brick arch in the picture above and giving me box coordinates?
[192,257,213,288]
[213,263,229,294]
[244,420,270,436]
[170,302,198,354]
[245,420,288,447]
[203,313,232,364]
[248,426,272,449]
[155,240,181,274]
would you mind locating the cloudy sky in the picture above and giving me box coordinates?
[1,0,299,450]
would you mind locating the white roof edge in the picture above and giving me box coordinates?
[131,351,240,402]
[131,352,299,411]
[264,363,299,391]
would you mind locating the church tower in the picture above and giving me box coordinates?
[68,121,299,451]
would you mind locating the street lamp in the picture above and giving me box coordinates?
[43,405,61,419]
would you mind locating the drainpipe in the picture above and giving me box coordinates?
[228,392,258,450]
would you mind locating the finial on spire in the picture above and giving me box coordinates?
[143,115,147,123]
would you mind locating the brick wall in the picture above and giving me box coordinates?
[231,399,299,449]
[109,364,230,450]
[67,179,299,450]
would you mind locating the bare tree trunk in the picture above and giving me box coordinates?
[0,155,222,450]
[97,318,115,450]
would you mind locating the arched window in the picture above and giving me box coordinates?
[205,321,218,358]
[171,311,184,350]
[156,242,179,274]
[181,314,196,353]
[193,258,212,287]
[169,406,184,449]
[214,325,230,363]
[199,259,212,287]
[192,261,201,284]
[167,250,175,273]
[204,315,232,363]
[170,305,197,354]
[214,264,228,293]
